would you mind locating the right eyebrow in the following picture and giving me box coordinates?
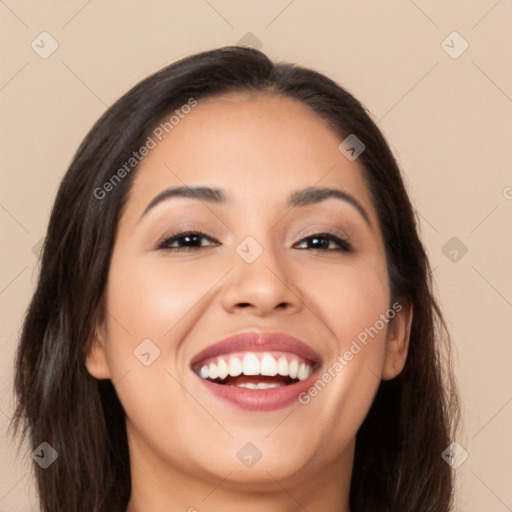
[139,186,226,222]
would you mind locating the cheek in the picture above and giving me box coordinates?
[294,255,391,430]
[98,255,228,464]
[101,252,228,376]
[305,254,391,349]
[106,253,223,333]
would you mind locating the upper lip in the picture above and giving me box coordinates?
[190,331,322,368]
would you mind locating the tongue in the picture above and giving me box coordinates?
[222,375,293,386]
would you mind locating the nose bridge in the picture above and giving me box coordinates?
[231,200,285,274]
[222,230,302,314]
[236,231,288,289]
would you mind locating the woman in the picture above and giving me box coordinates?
[12,46,459,511]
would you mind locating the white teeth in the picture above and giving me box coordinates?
[260,353,278,376]
[277,356,288,376]
[298,362,310,381]
[228,356,242,377]
[242,353,260,375]
[237,382,282,389]
[256,382,281,389]
[238,382,258,389]
[208,362,219,380]
[217,358,229,380]
[288,359,299,379]
[196,352,314,382]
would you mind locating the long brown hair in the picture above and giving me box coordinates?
[11,46,460,512]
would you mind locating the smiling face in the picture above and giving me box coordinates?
[86,92,412,509]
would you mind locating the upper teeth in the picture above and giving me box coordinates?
[197,352,313,381]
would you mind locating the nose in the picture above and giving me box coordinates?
[221,240,304,317]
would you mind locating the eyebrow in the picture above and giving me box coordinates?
[139,185,371,227]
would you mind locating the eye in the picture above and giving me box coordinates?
[294,232,352,252]
[157,230,220,251]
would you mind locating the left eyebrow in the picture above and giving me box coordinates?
[139,185,371,228]
[287,187,372,228]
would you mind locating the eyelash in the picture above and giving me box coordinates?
[157,230,353,253]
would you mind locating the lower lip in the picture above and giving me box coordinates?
[195,373,319,411]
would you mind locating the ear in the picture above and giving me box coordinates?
[85,321,112,380]
[382,299,413,381]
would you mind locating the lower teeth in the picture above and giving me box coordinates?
[236,382,282,389]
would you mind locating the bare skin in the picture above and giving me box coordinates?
[86,92,412,512]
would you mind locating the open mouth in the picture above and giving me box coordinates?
[193,351,316,389]
[189,331,322,410]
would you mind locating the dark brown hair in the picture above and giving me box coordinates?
[11,46,459,512]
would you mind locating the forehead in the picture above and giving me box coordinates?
[125,92,376,222]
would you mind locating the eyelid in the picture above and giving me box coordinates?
[294,231,353,252]
[293,223,353,244]
[155,229,220,250]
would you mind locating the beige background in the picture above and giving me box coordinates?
[1,1,511,510]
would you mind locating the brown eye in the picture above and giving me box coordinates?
[295,233,352,252]
[158,231,219,251]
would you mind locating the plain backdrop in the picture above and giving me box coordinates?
[1,1,511,510]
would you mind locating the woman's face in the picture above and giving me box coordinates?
[87,92,411,494]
